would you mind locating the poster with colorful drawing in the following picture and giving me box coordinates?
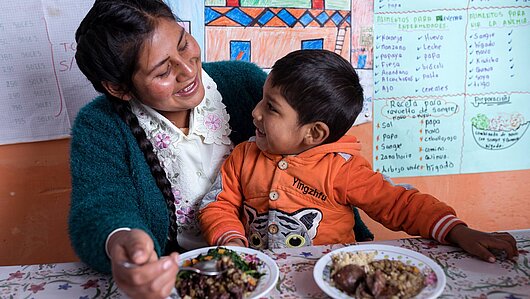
[0,0,374,145]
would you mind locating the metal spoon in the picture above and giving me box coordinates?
[179,259,227,276]
[121,259,227,276]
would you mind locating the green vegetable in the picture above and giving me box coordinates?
[178,247,264,279]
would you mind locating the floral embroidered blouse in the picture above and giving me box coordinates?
[130,69,232,250]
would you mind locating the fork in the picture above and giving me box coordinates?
[121,259,227,276]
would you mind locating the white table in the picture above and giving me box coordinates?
[1,229,529,298]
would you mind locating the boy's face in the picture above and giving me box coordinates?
[252,77,313,155]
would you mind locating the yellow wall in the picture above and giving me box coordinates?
[1,123,529,265]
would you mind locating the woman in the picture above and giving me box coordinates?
[69,1,371,298]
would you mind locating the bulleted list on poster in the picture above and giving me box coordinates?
[373,0,530,177]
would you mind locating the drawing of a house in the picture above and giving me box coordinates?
[204,0,353,69]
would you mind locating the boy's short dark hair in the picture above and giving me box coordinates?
[269,49,364,144]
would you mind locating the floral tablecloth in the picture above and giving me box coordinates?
[1,229,529,298]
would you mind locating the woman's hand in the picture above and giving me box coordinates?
[446,224,519,263]
[108,229,180,299]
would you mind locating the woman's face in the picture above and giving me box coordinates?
[131,18,203,123]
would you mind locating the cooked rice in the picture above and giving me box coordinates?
[331,250,377,275]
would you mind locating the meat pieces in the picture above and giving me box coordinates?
[331,259,426,299]
[332,264,366,294]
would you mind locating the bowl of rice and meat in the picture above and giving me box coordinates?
[313,245,446,299]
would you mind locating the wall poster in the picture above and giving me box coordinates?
[373,0,530,177]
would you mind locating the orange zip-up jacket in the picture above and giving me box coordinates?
[199,136,465,249]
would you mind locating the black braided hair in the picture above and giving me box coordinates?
[75,0,181,253]
[111,99,180,253]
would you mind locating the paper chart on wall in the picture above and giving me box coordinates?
[1,0,373,145]
[0,0,98,145]
[355,69,374,126]
[372,0,530,177]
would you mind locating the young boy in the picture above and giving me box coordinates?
[199,49,518,263]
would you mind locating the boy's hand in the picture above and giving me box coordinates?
[446,224,519,263]
[224,238,246,247]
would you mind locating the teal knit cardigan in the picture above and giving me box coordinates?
[68,60,372,274]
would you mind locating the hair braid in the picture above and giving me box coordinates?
[111,98,181,253]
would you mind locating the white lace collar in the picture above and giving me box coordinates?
[130,69,231,145]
